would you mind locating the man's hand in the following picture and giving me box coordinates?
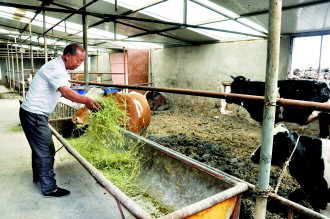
[58,85,102,111]
[85,97,102,112]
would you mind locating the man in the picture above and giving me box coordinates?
[20,43,100,198]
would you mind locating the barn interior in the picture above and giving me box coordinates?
[0,0,330,218]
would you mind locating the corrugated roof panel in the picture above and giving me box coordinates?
[281,3,330,34]
[187,0,227,25]
[202,20,266,38]
[0,0,329,50]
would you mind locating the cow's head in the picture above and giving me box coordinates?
[72,106,91,125]
[72,90,121,126]
[146,91,167,111]
[251,123,296,166]
[226,76,250,104]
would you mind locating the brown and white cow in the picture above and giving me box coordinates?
[72,90,151,136]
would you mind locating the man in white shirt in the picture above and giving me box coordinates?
[20,43,100,197]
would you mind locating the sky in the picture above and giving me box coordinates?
[291,35,330,70]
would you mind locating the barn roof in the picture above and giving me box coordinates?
[0,0,329,53]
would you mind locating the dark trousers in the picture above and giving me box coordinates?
[19,107,57,194]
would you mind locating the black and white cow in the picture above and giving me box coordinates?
[251,123,330,217]
[227,76,330,138]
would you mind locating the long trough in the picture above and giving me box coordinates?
[49,118,248,218]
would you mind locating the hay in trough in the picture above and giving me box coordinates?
[68,95,142,195]
[67,95,170,217]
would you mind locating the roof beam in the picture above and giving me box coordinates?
[98,15,265,38]
[89,0,167,28]
[128,27,181,39]
[287,30,330,37]
[0,1,266,41]
[0,2,78,13]
[42,0,99,35]
[190,0,267,36]
[20,0,56,45]
[121,0,168,16]
[20,0,55,34]
[51,1,192,44]
[0,23,77,48]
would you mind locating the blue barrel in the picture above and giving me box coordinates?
[102,87,121,94]
[71,85,99,95]
[71,86,86,95]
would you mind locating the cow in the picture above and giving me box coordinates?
[251,123,330,217]
[72,90,151,136]
[227,76,330,138]
[145,91,169,111]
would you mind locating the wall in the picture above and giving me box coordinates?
[90,53,111,83]
[151,37,290,109]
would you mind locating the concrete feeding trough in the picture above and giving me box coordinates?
[49,115,248,218]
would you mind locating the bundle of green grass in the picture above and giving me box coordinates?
[68,95,143,196]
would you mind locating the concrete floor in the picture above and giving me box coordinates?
[0,86,135,219]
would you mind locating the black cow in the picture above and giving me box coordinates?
[145,91,169,111]
[251,123,330,217]
[227,76,330,138]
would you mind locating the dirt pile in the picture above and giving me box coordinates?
[147,106,317,218]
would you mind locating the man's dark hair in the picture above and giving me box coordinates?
[63,43,84,56]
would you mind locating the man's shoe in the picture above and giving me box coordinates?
[43,188,70,198]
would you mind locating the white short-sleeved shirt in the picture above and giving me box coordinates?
[21,56,70,116]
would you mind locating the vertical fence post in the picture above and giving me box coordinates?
[15,39,20,94]
[5,58,8,85]
[21,52,25,99]
[254,0,283,218]
[29,22,35,77]
[123,47,128,94]
[43,10,48,64]
[83,0,89,91]
[6,44,10,87]
[11,44,15,90]
[317,35,323,80]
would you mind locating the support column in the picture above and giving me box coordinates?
[29,22,35,77]
[5,58,8,85]
[43,10,48,63]
[11,44,15,91]
[254,0,283,218]
[183,0,187,25]
[317,35,323,80]
[21,52,25,99]
[83,0,89,90]
[123,47,128,94]
[96,50,99,72]
[15,38,20,93]
[6,44,11,87]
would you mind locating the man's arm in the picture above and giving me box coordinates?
[58,85,100,111]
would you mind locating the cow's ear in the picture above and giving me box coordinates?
[231,76,235,79]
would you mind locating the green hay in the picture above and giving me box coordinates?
[68,95,141,195]
[67,95,171,217]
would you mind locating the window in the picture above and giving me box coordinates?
[290,35,330,80]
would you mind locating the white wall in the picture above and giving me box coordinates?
[90,54,112,82]
[151,37,290,109]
